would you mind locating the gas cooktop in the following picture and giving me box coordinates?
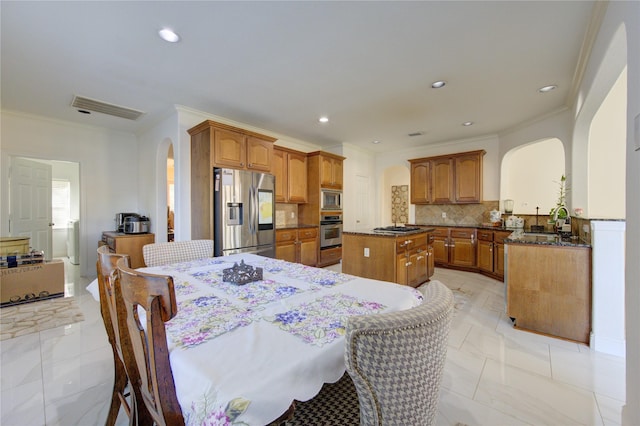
[373,226,422,234]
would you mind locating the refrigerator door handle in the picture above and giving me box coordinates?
[249,186,256,234]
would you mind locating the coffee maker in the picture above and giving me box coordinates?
[115,213,138,233]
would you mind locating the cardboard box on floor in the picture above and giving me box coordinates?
[0,260,65,306]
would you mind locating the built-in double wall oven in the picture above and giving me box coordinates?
[320,213,342,249]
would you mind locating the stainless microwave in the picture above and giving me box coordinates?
[321,189,342,211]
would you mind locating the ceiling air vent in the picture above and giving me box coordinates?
[408,131,425,137]
[71,95,145,120]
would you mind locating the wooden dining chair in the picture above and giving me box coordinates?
[142,239,213,267]
[289,281,453,426]
[114,257,185,426]
[96,245,152,426]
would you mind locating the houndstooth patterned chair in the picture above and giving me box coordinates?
[142,239,213,267]
[345,280,454,426]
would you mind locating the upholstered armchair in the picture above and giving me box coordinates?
[344,281,454,425]
[142,239,213,267]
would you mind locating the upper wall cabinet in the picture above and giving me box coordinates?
[188,120,276,173]
[188,120,276,239]
[273,146,308,204]
[318,153,344,189]
[409,150,485,204]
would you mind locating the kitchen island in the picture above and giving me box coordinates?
[342,227,435,287]
[505,231,591,343]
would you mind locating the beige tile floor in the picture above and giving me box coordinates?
[0,261,625,425]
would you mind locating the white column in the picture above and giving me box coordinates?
[590,220,626,357]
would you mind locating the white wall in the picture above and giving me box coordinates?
[0,111,139,277]
[381,165,410,226]
[589,67,627,219]
[575,1,639,422]
[340,144,376,231]
[137,109,181,242]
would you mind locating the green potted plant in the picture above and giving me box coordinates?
[549,175,569,225]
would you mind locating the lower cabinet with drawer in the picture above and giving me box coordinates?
[477,229,511,280]
[342,231,433,288]
[275,227,318,266]
[431,227,477,269]
[395,233,431,287]
[101,232,155,269]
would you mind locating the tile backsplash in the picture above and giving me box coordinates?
[275,204,298,226]
[415,201,500,225]
[414,201,592,244]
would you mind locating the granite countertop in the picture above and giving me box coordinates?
[412,223,519,232]
[412,223,591,247]
[343,226,435,237]
[504,230,591,247]
[276,224,318,230]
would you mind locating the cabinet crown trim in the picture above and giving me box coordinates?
[306,151,346,161]
[274,145,307,156]
[408,149,486,164]
[188,119,277,142]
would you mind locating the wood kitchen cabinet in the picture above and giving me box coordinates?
[101,232,155,269]
[298,151,346,267]
[273,147,307,204]
[427,233,435,278]
[493,231,510,278]
[409,150,485,204]
[476,229,510,280]
[189,119,276,172]
[431,227,449,264]
[431,227,477,269]
[318,153,344,189]
[213,129,273,172]
[188,120,276,239]
[506,243,591,343]
[342,231,433,288]
[396,233,430,287]
[455,151,483,203]
[477,230,494,273]
[431,157,454,203]
[410,161,431,204]
[275,227,318,266]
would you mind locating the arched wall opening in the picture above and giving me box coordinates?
[155,138,174,243]
[500,138,565,216]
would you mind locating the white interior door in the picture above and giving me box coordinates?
[355,175,371,230]
[10,157,53,259]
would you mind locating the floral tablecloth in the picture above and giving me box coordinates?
[88,253,423,425]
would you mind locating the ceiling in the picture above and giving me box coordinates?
[1,1,597,153]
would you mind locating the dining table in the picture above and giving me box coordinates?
[88,253,423,425]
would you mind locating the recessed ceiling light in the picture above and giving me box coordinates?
[158,28,180,43]
[462,121,474,126]
[431,80,446,89]
[318,116,329,123]
[372,140,381,144]
[538,85,557,93]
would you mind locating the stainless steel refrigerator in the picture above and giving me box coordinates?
[213,168,276,258]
